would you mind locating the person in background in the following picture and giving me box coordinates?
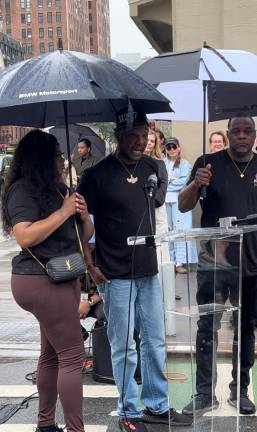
[156,129,166,154]
[72,138,99,181]
[78,111,192,432]
[144,129,168,235]
[209,131,228,153]
[164,137,198,274]
[1,130,93,432]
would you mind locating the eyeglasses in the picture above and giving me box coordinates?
[166,143,178,151]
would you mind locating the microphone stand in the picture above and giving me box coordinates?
[145,189,156,248]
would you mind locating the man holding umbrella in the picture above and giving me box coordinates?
[78,110,192,432]
[179,115,257,416]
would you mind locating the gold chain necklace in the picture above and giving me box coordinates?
[228,151,253,179]
[115,155,140,184]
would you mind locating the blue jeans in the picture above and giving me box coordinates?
[98,275,169,418]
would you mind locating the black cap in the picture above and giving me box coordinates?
[115,109,148,132]
[165,138,179,146]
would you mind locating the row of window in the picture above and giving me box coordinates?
[21,0,61,8]
[21,12,62,24]
[22,42,55,54]
[21,27,62,39]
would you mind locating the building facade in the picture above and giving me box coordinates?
[0,31,29,148]
[128,0,257,164]
[0,0,110,58]
[88,0,110,56]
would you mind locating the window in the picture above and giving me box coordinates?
[23,43,32,54]
[38,0,43,7]
[20,0,26,7]
[21,28,26,39]
[27,43,33,53]
[56,12,61,23]
[27,13,31,23]
[39,42,45,53]
[56,26,62,38]
[26,0,31,8]
[6,14,11,25]
[27,28,32,38]
[88,13,92,22]
[48,27,53,38]
[39,27,44,38]
[47,0,52,6]
[55,0,61,7]
[48,42,54,52]
[88,1,92,9]
[47,12,52,23]
[38,13,43,23]
[21,14,26,24]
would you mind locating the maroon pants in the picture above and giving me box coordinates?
[11,274,85,432]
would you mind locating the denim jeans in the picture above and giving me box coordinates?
[98,275,169,418]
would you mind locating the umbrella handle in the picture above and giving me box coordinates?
[201,185,207,198]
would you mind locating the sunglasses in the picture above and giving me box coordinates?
[166,143,178,151]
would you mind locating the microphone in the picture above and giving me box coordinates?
[146,173,158,197]
[219,214,257,228]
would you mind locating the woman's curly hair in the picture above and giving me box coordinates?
[1,129,63,236]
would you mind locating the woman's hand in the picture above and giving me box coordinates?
[61,192,88,218]
[61,192,78,217]
[76,193,89,221]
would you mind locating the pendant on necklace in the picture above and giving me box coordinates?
[127,175,138,184]
[240,173,244,178]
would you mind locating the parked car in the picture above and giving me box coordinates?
[0,154,13,193]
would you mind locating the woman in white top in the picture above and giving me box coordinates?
[164,137,198,273]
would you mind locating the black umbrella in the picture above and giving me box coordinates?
[49,124,106,160]
[0,42,172,187]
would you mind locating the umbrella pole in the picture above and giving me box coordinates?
[63,100,73,193]
[201,80,207,198]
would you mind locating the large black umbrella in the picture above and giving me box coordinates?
[0,44,172,187]
[49,124,106,160]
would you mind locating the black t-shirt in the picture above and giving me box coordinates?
[78,154,163,279]
[189,150,257,276]
[6,180,81,275]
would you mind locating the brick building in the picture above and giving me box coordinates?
[0,0,91,58]
[0,0,111,58]
[88,0,110,56]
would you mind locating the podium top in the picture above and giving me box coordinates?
[127,225,257,245]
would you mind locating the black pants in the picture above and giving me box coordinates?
[196,269,257,396]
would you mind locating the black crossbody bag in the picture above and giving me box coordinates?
[27,191,86,283]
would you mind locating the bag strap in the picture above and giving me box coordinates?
[26,187,85,267]
[58,188,84,258]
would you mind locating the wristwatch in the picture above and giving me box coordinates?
[88,299,94,307]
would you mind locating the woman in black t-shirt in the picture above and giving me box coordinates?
[1,130,93,432]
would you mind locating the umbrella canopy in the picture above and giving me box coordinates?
[0,49,172,127]
[48,124,106,160]
[136,47,257,122]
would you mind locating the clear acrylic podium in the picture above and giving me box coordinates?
[128,225,257,432]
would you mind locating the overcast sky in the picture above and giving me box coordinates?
[109,0,156,58]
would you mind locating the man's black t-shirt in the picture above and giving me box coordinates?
[6,180,81,275]
[78,154,163,279]
[188,150,257,276]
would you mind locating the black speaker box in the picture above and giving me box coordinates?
[92,322,141,384]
